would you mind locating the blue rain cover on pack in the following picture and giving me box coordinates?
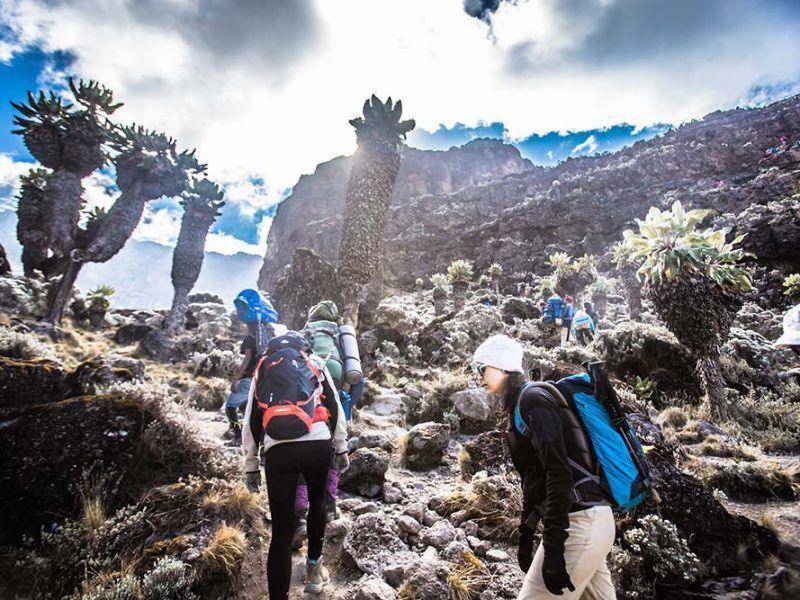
[234,289,278,324]
[559,373,647,510]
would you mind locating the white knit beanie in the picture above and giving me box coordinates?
[473,334,524,374]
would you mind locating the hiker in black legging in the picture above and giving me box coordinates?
[242,357,348,598]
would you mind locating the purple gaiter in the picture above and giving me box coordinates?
[326,467,339,501]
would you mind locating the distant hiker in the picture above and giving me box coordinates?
[541,293,566,329]
[775,304,800,357]
[571,308,596,346]
[473,334,650,600]
[226,289,285,446]
[583,301,599,327]
[294,301,364,548]
[560,295,575,346]
[243,331,349,598]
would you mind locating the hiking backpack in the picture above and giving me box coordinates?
[303,301,345,390]
[542,296,566,325]
[234,289,279,354]
[252,331,330,440]
[514,361,652,511]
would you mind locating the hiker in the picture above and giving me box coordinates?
[775,303,800,357]
[583,301,599,328]
[473,335,617,599]
[571,308,596,346]
[225,290,286,446]
[560,295,575,346]
[294,301,364,548]
[243,331,349,598]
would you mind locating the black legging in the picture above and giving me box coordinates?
[264,439,332,599]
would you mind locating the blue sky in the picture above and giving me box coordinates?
[1,0,799,256]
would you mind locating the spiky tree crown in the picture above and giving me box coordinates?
[349,95,415,150]
[546,252,571,272]
[68,78,123,114]
[87,284,115,309]
[487,263,503,278]
[11,91,71,132]
[612,240,636,269]
[623,201,752,292]
[181,178,225,216]
[430,273,449,290]
[784,273,800,298]
[112,124,204,195]
[447,259,474,285]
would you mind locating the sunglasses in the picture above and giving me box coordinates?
[474,363,488,377]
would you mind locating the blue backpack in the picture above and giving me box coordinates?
[514,362,651,511]
[542,295,566,325]
[234,289,278,324]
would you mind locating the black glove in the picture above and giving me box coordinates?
[542,550,575,595]
[517,525,535,572]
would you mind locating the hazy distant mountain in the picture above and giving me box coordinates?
[0,211,262,309]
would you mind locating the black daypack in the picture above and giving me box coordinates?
[253,332,329,440]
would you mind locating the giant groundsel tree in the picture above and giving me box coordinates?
[337,95,415,327]
[164,179,225,333]
[623,201,752,420]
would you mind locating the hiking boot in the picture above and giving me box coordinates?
[304,558,330,594]
[225,426,242,447]
[292,518,307,551]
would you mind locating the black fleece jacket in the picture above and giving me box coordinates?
[506,384,605,555]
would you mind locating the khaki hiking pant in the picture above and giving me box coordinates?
[517,506,616,600]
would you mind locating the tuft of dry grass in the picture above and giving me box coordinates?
[398,583,419,600]
[199,523,246,578]
[201,485,262,523]
[394,431,409,463]
[692,435,758,461]
[447,551,492,600]
[659,406,688,430]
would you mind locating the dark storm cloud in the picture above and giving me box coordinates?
[130,0,320,69]
[463,0,501,22]
[504,0,800,75]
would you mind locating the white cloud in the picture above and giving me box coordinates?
[1,0,799,245]
[0,153,34,210]
[571,135,598,156]
[132,206,181,246]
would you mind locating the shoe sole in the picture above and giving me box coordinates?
[304,582,327,594]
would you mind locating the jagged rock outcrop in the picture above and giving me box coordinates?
[261,96,800,292]
[0,242,10,276]
[258,139,535,290]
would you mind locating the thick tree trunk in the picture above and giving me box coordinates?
[337,143,402,326]
[433,295,446,316]
[164,286,190,334]
[452,282,468,313]
[696,353,730,421]
[84,182,145,264]
[165,208,215,334]
[46,259,82,325]
[45,170,83,258]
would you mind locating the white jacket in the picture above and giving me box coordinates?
[242,359,348,473]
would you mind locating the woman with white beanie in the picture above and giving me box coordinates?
[473,335,616,600]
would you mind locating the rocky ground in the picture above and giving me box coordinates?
[1,272,799,599]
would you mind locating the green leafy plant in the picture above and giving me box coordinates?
[631,375,657,400]
[478,274,491,286]
[87,285,115,310]
[622,201,752,291]
[783,273,800,298]
[447,259,474,285]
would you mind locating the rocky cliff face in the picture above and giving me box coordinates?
[260,96,800,291]
[258,139,536,289]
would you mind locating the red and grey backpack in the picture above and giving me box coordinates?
[253,331,330,440]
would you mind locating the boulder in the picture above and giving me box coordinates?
[342,512,413,576]
[72,356,142,394]
[187,292,224,305]
[460,430,511,477]
[271,248,343,330]
[420,518,465,550]
[354,577,398,600]
[403,422,450,470]
[0,394,147,544]
[374,296,425,335]
[0,242,11,275]
[138,330,179,362]
[451,388,493,432]
[500,296,540,323]
[593,322,702,401]
[0,357,77,413]
[339,448,390,498]
[399,558,452,599]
